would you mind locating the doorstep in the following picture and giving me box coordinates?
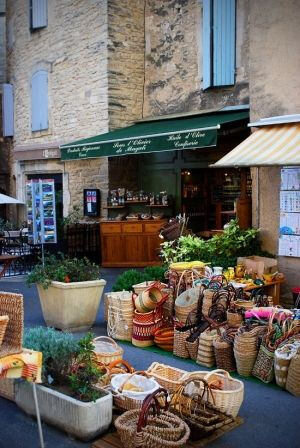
[92,416,244,448]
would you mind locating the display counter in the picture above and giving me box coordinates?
[100,219,167,267]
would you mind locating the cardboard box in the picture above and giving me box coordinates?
[237,256,277,276]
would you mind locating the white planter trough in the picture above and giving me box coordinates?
[37,279,106,332]
[15,382,112,441]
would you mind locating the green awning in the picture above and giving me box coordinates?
[60,110,249,161]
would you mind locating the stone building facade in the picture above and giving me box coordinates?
[6,0,250,220]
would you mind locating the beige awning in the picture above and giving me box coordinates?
[212,123,300,167]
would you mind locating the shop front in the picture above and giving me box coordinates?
[213,115,300,294]
[60,108,251,267]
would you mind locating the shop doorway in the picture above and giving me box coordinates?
[181,168,252,234]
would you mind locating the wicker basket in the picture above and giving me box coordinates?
[132,318,163,348]
[196,329,218,367]
[146,362,188,393]
[274,344,298,388]
[173,325,194,359]
[175,288,199,324]
[286,349,300,397]
[0,315,9,347]
[107,305,133,342]
[226,310,243,328]
[203,369,244,417]
[104,291,133,322]
[135,282,167,313]
[202,289,215,317]
[213,336,236,372]
[93,336,124,365]
[162,288,175,319]
[233,329,260,376]
[112,371,160,411]
[0,292,23,357]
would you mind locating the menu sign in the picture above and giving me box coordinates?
[279,167,300,257]
[26,179,57,244]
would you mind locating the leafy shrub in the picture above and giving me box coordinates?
[24,327,103,402]
[24,326,79,380]
[112,266,167,292]
[160,220,269,269]
[27,254,100,289]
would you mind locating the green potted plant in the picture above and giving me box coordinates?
[15,328,112,441]
[27,255,106,331]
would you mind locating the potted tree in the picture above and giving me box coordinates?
[27,255,106,331]
[15,328,112,441]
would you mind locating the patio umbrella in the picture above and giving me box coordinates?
[0,193,24,204]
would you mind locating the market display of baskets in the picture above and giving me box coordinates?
[93,336,124,365]
[213,336,236,372]
[285,347,300,397]
[175,288,200,324]
[196,329,218,368]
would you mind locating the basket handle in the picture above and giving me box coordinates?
[204,369,231,381]
[108,359,134,373]
[118,370,149,393]
[93,336,119,348]
[136,387,169,433]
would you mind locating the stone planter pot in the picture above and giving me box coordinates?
[37,279,106,332]
[15,382,112,441]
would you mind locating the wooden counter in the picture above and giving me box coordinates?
[100,219,167,267]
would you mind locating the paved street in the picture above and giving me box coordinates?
[0,270,299,448]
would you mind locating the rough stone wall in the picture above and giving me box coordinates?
[249,0,300,294]
[143,0,249,116]
[107,0,145,190]
[6,0,110,216]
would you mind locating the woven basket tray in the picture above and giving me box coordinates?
[146,362,188,392]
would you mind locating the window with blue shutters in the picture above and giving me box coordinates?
[31,70,48,132]
[30,0,48,30]
[202,0,236,89]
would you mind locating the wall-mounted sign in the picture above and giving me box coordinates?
[83,189,100,217]
[26,179,57,244]
[279,167,300,257]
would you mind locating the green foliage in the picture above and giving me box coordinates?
[61,205,81,227]
[26,254,100,289]
[160,220,264,269]
[112,265,167,292]
[24,327,103,402]
[23,326,79,380]
[68,333,103,402]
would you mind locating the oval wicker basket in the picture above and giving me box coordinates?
[146,362,188,393]
[93,336,124,365]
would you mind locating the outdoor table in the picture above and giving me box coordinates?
[244,279,284,306]
[0,349,44,447]
[0,255,19,278]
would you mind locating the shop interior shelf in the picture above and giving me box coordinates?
[103,206,125,209]
[146,204,170,207]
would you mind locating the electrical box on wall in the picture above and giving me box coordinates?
[83,189,100,217]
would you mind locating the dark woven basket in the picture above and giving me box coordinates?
[213,337,236,372]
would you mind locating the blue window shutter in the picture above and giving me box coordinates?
[31,70,48,131]
[2,84,14,137]
[31,0,48,29]
[203,0,213,90]
[213,0,236,86]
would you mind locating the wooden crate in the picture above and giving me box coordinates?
[92,416,244,448]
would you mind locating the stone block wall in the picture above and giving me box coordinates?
[0,0,6,84]
[143,0,249,117]
[6,0,110,216]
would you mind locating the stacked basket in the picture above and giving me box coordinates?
[196,329,218,367]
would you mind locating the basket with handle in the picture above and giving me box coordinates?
[274,343,298,388]
[93,336,124,365]
[169,377,234,441]
[286,347,300,397]
[115,387,190,448]
[146,362,188,393]
[213,336,236,372]
[134,282,168,313]
[111,371,160,411]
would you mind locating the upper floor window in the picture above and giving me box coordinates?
[203,0,236,89]
[31,70,48,131]
[30,0,48,30]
